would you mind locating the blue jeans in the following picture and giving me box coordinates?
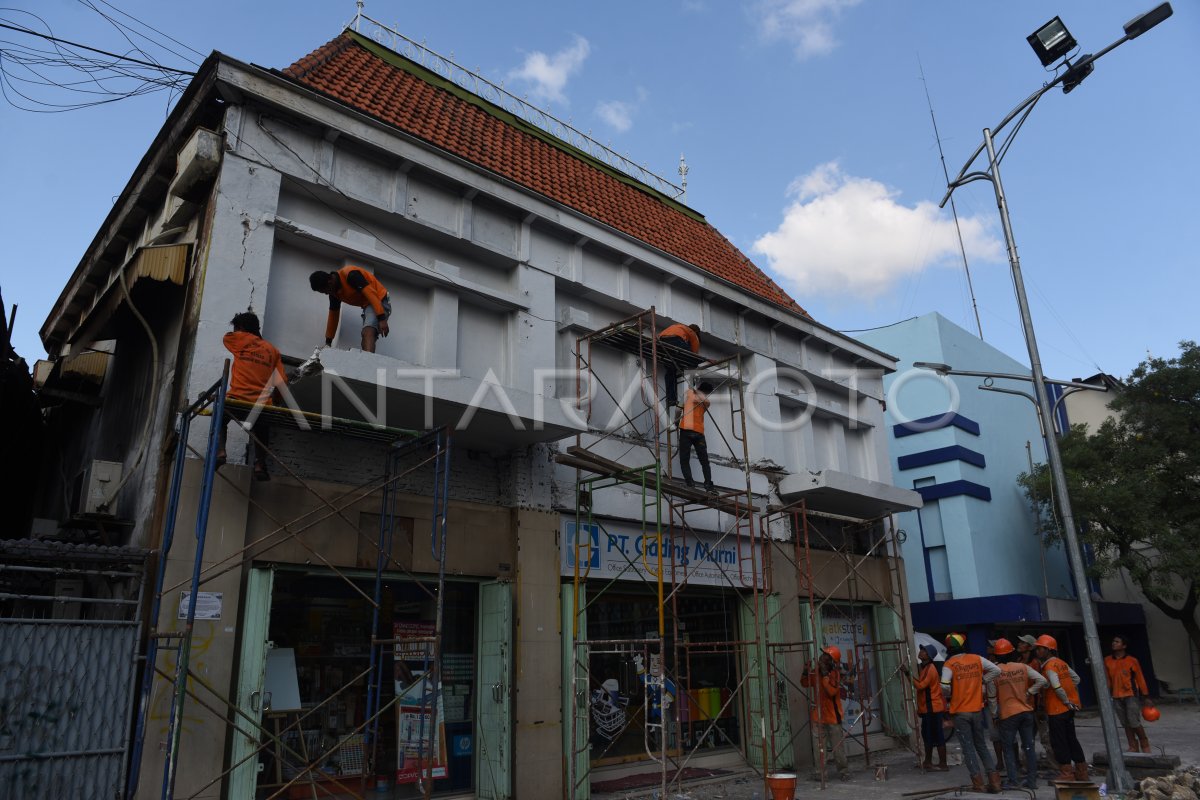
[999,711,1037,787]
[953,711,996,777]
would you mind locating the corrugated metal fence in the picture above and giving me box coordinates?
[0,540,147,800]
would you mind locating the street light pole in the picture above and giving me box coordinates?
[980,127,1132,791]
[938,5,1175,791]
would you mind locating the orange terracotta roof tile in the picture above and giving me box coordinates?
[282,33,807,317]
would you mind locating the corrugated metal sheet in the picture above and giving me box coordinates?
[60,351,110,384]
[0,621,138,799]
[131,243,189,285]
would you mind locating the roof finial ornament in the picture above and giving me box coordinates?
[678,153,689,201]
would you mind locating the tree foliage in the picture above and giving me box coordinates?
[1019,341,1200,654]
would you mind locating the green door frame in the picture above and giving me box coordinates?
[228,566,274,799]
[561,584,589,800]
[477,580,513,799]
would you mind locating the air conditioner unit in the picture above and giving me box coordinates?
[74,459,123,515]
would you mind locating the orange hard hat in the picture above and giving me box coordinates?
[1035,635,1058,650]
[992,638,1015,656]
[822,645,841,661]
[945,633,966,649]
[1142,705,1161,722]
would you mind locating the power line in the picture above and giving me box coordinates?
[919,54,983,340]
[86,0,206,64]
[0,21,195,74]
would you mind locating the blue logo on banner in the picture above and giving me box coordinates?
[564,522,601,569]
[453,734,472,756]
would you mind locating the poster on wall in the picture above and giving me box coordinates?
[394,621,449,783]
[820,605,882,734]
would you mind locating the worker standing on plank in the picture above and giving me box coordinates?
[218,311,286,481]
[657,322,700,408]
[677,381,714,494]
[1105,634,1155,753]
[1036,634,1089,782]
[992,638,1047,791]
[309,265,391,353]
[941,633,1003,793]
[801,646,850,781]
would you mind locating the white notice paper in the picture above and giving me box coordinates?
[178,591,223,620]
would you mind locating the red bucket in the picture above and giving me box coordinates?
[766,772,797,800]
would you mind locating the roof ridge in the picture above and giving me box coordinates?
[343,30,706,224]
[279,34,807,317]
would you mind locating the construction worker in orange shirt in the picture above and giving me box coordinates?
[309,265,391,352]
[801,645,850,781]
[1104,634,1155,753]
[677,381,715,494]
[941,633,1002,793]
[217,311,286,481]
[657,322,701,408]
[1017,633,1059,772]
[1035,634,1089,783]
[906,644,949,771]
[985,640,1006,773]
[991,638,1048,791]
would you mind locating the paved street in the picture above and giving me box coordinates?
[596,703,1200,800]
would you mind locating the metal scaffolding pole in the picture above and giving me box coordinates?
[564,309,797,799]
[125,367,452,800]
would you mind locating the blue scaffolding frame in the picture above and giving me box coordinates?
[124,365,452,800]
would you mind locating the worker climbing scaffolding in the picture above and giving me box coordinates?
[560,306,925,800]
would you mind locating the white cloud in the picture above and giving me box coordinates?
[508,35,590,104]
[755,0,862,59]
[596,87,648,133]
[596,100,634,132]
[752,162,1003,299]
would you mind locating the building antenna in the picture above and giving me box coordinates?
[919,55,984,340]
[678,153,689,201]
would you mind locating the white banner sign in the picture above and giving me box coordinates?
[560,519,763,589]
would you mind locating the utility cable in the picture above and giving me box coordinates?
[98,264,161,511]
[0,21,195,74]
[919,55,983,340]
[84,0,205,66]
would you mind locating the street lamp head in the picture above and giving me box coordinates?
[1028,16,1077,67]
[1124,2,1172,39]
[912,361,952,376]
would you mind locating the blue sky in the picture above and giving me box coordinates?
[2,0,1196,381]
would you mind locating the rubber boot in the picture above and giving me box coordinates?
[970,773,986,793]
[1125,728,1140,752]
[986,770,1002,794]
[1073,762,1089,782]
[935,745,950,771]
[1136,727,1151,753]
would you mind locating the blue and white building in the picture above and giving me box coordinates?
[857,313,1150,702]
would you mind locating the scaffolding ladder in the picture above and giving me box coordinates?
[562,308,795,800]
[759,501,923,788]
[125,364,452,800]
